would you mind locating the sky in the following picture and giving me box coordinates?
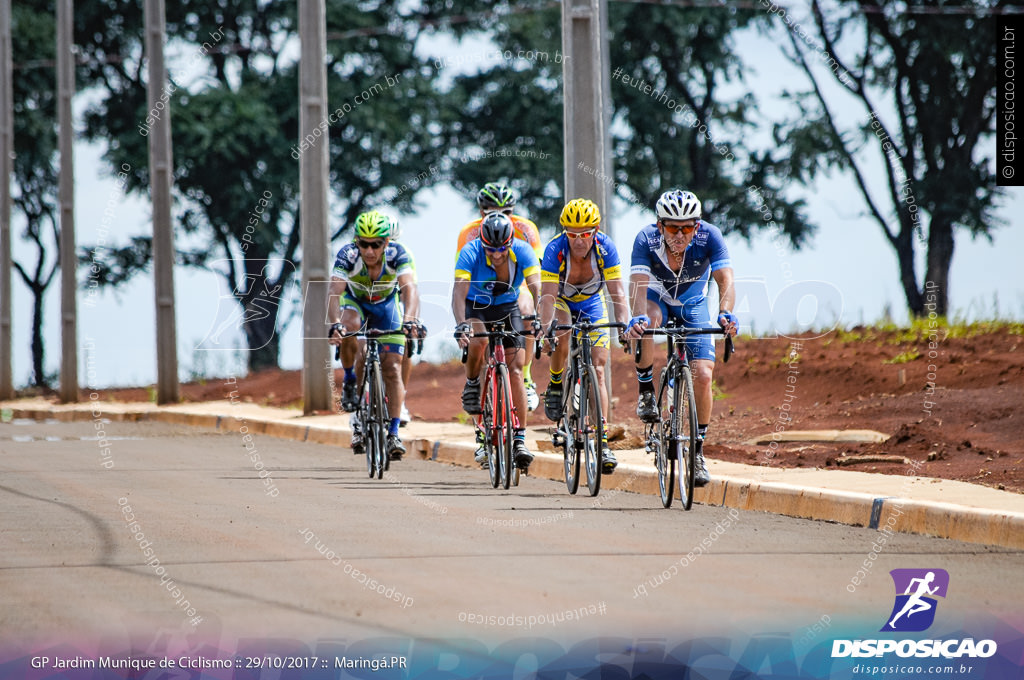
[6,10,1023,389]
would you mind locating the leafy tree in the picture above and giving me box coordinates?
[773,0,1004,316]
[421,1,814,244]
[75,0,448,370]
[10,1,59,388]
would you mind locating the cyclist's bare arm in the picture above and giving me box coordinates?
[605,277,630,336]
[398,271,419,323]
[525,271,542,315]
[538,280,559,332]
[451,279,470,327]
[627,272,651,339]
[327,277,348,342]
[712,267,736,334]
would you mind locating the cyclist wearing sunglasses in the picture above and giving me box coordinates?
[328,210,420,461]
[537,198,630,474]
[453,211,542,471]
[456,182,545,413]
[624,190,738,487]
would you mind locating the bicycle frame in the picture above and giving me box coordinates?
[459,319,537,489]
[336,328,412,480]
[636,321,734,509]
[550,320,624,496]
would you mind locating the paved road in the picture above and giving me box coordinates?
[2,419,1022,659]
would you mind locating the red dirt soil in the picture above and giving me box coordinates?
[84,326,1024,494]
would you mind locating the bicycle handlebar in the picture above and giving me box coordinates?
[547,321,626,355]
[331,326,425,361]
[456,317,542,364]
[628,325,736,364]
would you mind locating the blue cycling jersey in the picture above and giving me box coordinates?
[454,238,540,306]
[630,221,731,308]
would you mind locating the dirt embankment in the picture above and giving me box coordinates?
[82,324,1024,493]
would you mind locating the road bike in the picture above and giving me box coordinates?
[336,325,424,479]
[459,318,541,490]
[634,322,734,509]
[548,320,624,497]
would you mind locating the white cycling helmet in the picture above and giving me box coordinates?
[656,190,701,220]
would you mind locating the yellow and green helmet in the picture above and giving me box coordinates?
[354,210,392,239]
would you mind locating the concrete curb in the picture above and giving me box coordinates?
[5,403,1023,550]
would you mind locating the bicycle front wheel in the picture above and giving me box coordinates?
[655,367,674,508]
[494,364,515,490]
[481,373,500,488]
[674,365,698,510]
[580,366,603,497]
[368,361,388,480]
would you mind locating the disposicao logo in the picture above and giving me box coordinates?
[881,568,949,632]
[832,568,998,659]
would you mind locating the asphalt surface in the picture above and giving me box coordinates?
[3,418,1022,651]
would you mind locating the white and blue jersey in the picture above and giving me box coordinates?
[454,238,540,307]
[630,221,731,316]
[631,220,731,362]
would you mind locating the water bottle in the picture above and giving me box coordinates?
[572,379,581,412]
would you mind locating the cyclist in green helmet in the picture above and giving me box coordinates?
[328,210,421,461]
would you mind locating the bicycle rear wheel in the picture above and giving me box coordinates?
[654,368,674,508]
[674,365,698,510]
[494,364,514,490]
[580,366,603,497]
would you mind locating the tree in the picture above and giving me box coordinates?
[774,0,1004,316]
[75,0,448,371]
[421,1,815,245]
[10,1,59,388]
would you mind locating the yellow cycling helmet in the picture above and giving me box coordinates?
[559,198,601,229]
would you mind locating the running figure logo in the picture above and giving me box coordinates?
[881,568,950,632]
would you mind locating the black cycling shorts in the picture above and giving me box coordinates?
[465,299,524,350]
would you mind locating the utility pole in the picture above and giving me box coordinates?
[561,0,614,237]
[0,0,13,400]
[299,0,331,414]
[57,0,77,402]
[144,0,179,403]
[562,0,616,408]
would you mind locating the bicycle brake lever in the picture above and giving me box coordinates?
[334,345,341,361]
[724,334,734,363]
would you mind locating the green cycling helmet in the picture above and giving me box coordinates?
[354,210,392,239]
[476,182,517,210]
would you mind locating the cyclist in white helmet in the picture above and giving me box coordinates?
[624,190,738,487]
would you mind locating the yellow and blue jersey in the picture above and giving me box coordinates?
[455,239,540,306]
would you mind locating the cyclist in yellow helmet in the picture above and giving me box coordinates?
[538,198,629,474]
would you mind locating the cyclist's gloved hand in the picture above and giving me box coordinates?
[544,323,558,352]
[718,310,739,336]
[328,322,344,344]
[626,314,650,339]
[454,322,471,348]
[531,318,543,339]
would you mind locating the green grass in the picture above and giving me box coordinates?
[833,318,1024,345]
[883,349,921,364]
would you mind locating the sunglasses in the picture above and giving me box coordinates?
[355,239,386,250]
[660,221,698,235]
[564,228,597,240]
[484,208,514,216]
[483,243,511,253]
